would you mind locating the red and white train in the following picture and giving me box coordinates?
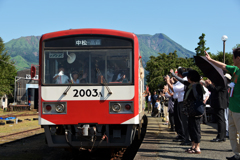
[31,28,146,148]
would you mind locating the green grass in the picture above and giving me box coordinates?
[0,115,40,136]
[0,108,38,117]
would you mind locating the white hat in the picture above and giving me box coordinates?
[224,73,232,80]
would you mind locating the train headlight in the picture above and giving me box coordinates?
[112,103,121,112]
[56,104,65,113]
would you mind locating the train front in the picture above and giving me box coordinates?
[38,29,141,148]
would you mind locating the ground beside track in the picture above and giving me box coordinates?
[134,113,233,160]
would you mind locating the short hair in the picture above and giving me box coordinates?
[187,70,200,82]
[72,71,79,75]
[156,98,160,101]
[233,48,240,58]
[178,67,186,76]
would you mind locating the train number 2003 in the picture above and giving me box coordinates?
[73,89,103,97]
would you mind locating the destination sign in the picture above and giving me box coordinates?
[75,39,101,46]
[44,36,132,48]
[49,53,64,58]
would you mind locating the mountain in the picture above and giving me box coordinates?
[136,33,195,65]
[4,34,195,70]
[4,36,40,70]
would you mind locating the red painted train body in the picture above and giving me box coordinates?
[37,29,145,148]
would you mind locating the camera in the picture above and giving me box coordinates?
[163,75,171,79]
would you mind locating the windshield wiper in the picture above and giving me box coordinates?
[63,85,71,95]
[95,63,112,95]
[63,73,73,95]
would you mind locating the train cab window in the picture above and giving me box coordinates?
[43,49,133,85]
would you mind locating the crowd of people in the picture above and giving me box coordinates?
[143,48,240,160]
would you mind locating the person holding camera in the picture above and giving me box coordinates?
[165,67,188,143]
[164,84,175,130]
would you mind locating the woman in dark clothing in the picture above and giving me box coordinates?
[170,69,204,153]
[184,70,204,154]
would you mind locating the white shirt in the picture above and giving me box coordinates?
[202,85,210,100]
[154,102,161,111]
[172,85,178,100]
[53,74,69,84]
[165,92,171,98]
[148,96,151,102]
[173,77,187,102]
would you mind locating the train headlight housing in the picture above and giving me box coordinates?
[112,103,121,112]
[55,104,65,113]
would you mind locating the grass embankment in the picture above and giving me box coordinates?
[0,116,40,136]
[0,109,41,138]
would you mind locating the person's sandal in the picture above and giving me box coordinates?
[187,149,195,153]
[194,148,201,154]
[185,148,194,152]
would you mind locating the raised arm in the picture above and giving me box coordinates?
[170,69,185,84]
[165,76,173,91]
[205,51,227,72]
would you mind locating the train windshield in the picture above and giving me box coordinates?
[43,49,133,85]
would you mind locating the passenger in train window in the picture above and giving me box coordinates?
[79,72,88,83]
[115,71,123,82]
[110,63,120,82]
[107,62,114,82]
[53,65,70,84]
[71,71,79,84]
[122,75,129,83]
[77,56,89,82]
[80,78,87,83]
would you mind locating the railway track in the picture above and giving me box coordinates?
[0,116,147,160]
[0,127,41,139]
[1,113,38,118]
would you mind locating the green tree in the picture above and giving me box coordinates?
[211,51,233,65]
[0,37,17,97]
[195,33,210,56]
[233,44,240,49]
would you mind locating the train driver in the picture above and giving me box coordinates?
[53,65,70,84]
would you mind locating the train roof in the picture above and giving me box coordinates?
[40,28,138,41]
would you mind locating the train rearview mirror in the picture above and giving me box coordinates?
[31,65,36,79]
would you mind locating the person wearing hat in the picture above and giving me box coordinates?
[71,71,80,84]
[53,65,69,84]
[205,49,240,160]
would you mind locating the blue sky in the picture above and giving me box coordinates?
[0,0,239,54]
